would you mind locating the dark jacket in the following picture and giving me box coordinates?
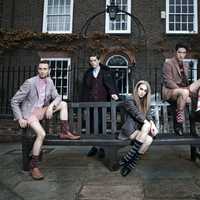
[81,64,118,102]
[120,100,153,139]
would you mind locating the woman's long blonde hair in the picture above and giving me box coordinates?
[133,80,151,115]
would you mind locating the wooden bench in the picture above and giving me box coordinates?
[21,101,200,172]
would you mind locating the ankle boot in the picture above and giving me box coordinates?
[30,156,44,180]
[60,120,80,140]
[174,123,184,136]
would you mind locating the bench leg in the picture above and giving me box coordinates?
[102,146,120,171]
[21,131,33,171]
[190,145,197,162]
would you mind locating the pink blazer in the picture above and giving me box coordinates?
[11,76,62,120]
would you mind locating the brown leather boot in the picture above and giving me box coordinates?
[31,167,44,180]
[30,155,44,180]
[60,120,80,140]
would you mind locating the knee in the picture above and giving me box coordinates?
[60,101,67,109]
[179,89,189,99]
[37,130,46,140]
[144,135,153,146]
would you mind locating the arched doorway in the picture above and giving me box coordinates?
[106,55,130,95]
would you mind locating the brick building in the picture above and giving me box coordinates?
[0,0,200,115]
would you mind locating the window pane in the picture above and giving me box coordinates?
[182,6,187,13]
[182,23,187,30]
[46,59,69,98]
[175,23,181,30]
[106,0,130,33]
[188,0,194,4]
[169,6,175,13]
[188,23,193,31]
[176,15,181,22]
[167,0,196,33]
[182,0,188,4]
[45,0,72,32]
[176,6,181,13]
[182,15,187,22]
[169,14,174,22]
[188,6,194,13]
[169,23,174,30]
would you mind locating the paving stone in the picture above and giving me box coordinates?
[0,182,23,200]
[14,180,81,200]
[144,179,200,199]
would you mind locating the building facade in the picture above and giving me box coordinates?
[0,0,200,112]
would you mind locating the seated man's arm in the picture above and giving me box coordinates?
[11,79,31,121]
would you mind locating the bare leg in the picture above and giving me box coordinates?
[53,101,68,120]
[29,121,45,180]
[139,135,153,154]
[29,121,46,156]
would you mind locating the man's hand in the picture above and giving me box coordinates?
[46,105,54,119]
[18,118,28,128]
[111,94,119,101]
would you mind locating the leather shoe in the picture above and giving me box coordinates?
[97,148,105,159]
[87,147,98,157]
[120,166,131,177]
[31,167,44,180]
[59,131,80,140]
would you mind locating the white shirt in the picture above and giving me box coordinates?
[93,66,100,78]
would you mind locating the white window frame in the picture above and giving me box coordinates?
[41,58,71,99]
[184,59,198,81]
[42,0,74,34]
[166,0,198,34]
[105,0,131,34]
[106,55,130,95]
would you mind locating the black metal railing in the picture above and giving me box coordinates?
[0,65,197,118]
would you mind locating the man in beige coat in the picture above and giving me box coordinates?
[162,43,200,135]
[11,60,80,180]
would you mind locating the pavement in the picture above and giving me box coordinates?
[0,143,200,200]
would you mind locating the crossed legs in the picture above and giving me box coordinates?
[168,80,200,135]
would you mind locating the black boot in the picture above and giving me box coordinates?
[120,152,141,177]
[174,123,184,136]
[87,146,98,157]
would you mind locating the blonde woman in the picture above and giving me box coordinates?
[118,80,158,176]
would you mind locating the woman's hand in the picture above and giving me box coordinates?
[150,121,158,136]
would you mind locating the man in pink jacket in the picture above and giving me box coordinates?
[11,60,80,180]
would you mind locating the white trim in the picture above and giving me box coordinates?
[106,55,129,94]
[42,0,74,34]
[41,57,71,99]
[105,0,131,34]
[166,0,198,34]
[184,59,198,81]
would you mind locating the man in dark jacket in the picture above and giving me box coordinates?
[81,54,119,157]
